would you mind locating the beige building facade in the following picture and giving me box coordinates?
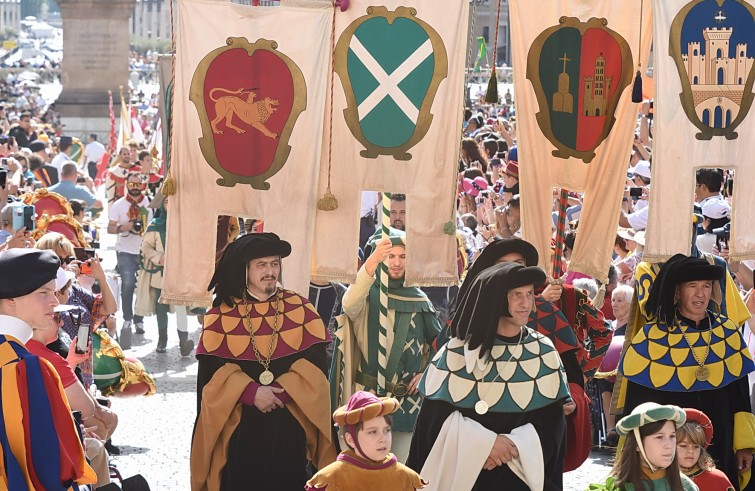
[0,0,20,34]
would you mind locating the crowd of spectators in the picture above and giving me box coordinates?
[0,81,160,488]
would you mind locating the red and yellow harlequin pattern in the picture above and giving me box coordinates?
[197,290,329,360]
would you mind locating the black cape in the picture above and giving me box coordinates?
[406,397,566,490]
[195,343,329,491]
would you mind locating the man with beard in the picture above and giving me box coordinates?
[331,229,441,462]
[408,262,570,490]
[390,194,406,231]
[191,233,336,490]
[108,172,152,343]
[105,146,141,205]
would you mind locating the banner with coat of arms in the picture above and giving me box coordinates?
[510,0,652,281]
[645,0,755,262]
[310,1,468,286]
[161,0,332,306]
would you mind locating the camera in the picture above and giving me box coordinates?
[712,222,730,239]
[713,222,730,250]
[132,219,143,233]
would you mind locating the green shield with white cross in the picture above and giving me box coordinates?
[335,6,448,160]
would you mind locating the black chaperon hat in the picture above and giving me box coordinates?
[452,261,546,359]
[457,238,539,307]
[208,232,291,308]
[644,253,724,322]
[0,249,60,299]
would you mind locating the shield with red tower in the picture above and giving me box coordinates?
[527,17,633,163]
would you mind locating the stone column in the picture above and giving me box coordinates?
[56,0,136,138]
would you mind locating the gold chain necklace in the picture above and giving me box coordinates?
[475,327,525,415]
[673,313,712,382]
[242,289,281,385]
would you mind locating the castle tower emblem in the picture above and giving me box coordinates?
[528,16,633,163]
[671,0,755,140]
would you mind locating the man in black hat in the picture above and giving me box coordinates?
[0,248,96,488]
[407,262,570,490]
[618,254,755,490]
[191,232,337,490]
[437,238,607,470]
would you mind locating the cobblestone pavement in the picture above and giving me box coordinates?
[95,217,614,490]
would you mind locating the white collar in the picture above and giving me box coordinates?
[0,315,33,343]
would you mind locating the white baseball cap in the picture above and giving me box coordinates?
[701,199,730,220]
[630,160,651,179]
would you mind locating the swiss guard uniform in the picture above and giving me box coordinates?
[190,233,336,491]
[408,263,570,491]
[618,254,755,491]
[0,249,96,490]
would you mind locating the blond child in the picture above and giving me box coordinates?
[677,408,735,491]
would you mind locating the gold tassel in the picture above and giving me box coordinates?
[161,171,177,196]
[484,69,498,103]
[317,188,338,211]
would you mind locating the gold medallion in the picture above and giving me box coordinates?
[695,366,710,382]
[475,401,489,415]
[259,370,274,385]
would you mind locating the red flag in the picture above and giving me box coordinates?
[95,91,118,186]
[108,90,116,151]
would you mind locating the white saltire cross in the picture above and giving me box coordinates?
[349,36,433,124]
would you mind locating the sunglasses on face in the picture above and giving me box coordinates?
[128,182,144,189]
[59,256,76,264]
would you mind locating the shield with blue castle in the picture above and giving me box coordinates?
[335,6,448,160]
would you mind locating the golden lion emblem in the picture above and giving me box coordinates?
[209,88,280,139]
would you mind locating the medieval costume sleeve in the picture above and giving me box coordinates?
[192,291,337,491]
[528,296,594,471]
[689,467,735,491]
[407,331,570,491]
[558,285,613,380]
[619,313,755,490]
[0,334,97,490]
[104,169,118,205]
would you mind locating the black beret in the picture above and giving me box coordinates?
[28,140,46,152]
[644,254,724,321]
[0,249,60,299]
[59,136,72,146]
[208,233,291,307]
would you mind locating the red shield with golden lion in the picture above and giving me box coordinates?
[191,37,306,189]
